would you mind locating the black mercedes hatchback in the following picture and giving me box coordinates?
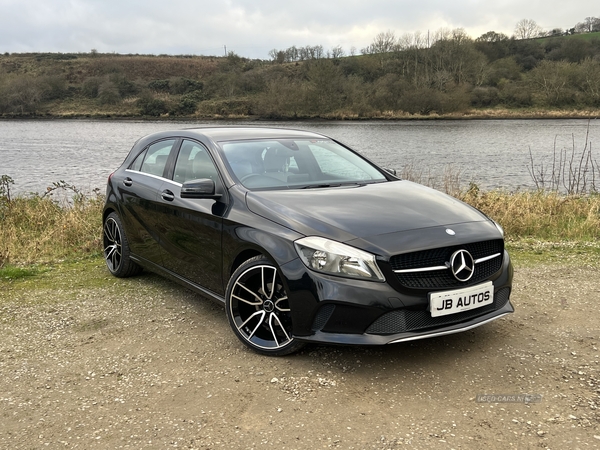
[103,127,513,355]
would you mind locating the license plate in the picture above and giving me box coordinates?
[429,282,494,317]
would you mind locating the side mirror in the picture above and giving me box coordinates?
[383,167,397,176]
[181,179,222,200]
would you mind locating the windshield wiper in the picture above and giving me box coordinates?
[300,182,368,189]
[301,183,342,189]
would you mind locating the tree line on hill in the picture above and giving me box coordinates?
[0,16,600,119]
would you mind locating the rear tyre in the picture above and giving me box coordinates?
[103,212,142,278]
[226,256,304,356]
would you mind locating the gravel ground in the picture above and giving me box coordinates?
[1,259,599,449]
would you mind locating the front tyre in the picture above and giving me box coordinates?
[103,212,142,278]
[226,256,304,356]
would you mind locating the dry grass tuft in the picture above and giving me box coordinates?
[0,188,103,266]
[459,188,600,241]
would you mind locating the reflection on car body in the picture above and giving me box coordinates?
[103,127,513,355]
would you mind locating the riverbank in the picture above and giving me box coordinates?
[1,181,599,268]
[1,107,599,121]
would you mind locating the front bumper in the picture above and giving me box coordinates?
[280,251,514,346]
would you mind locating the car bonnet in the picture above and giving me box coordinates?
[245,180,492,250]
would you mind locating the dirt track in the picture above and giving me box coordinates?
[1,260,599,449]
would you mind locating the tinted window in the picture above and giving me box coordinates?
[137,139,176,177]
[130,150,145,172]
[173,140,219,184]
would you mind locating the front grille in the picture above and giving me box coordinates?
[366,287,510,335]
[389,240,504,289]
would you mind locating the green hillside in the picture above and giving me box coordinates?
[1,30,600,120]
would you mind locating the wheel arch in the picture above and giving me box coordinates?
[229,248,263,277]
[103,206,117,223]
[224,224,302,281]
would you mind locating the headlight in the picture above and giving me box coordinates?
[294,236,385,282]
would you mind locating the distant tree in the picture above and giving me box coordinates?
[575,17,600,33]
[574,22,588,34]
[476,31,509,43]
[527,60,577,106]
[268,48,286,64]
[285,46,299,62]
[514,19,543,39]
[575,58,600,106]
[485,57,522,86]
[397,31,428,50]
[509,38,545,70]
[305,59,346,113]
[331,45,345,59]
[475,31,510,61]
[363,31,397,54]
[430,28,485,86]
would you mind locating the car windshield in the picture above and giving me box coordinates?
[219,138,387,189]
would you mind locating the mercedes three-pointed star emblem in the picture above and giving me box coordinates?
[449,249,475,282]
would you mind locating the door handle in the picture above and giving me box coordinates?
[123,177,133,187]
[161,189,175,201]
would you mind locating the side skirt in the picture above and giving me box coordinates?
[131,255,226,305]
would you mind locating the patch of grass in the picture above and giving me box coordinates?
[0,264,43,280]
[507,239,600,268]
[5,257,114,291]
[562,31,600,42]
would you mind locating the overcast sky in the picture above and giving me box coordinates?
[0,1,597,59]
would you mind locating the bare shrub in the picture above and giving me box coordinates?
[527,121,598,194]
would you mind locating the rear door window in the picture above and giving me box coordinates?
[134,139,176,178]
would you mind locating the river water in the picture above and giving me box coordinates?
[0,118,598,195]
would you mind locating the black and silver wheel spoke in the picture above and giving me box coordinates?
[274,296,290,312]
[238,310,266,339]
[268,312,291,346]
[233,281,263,306]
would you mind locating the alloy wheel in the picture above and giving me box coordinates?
[103,216,122,273]
[228,264,295,352]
